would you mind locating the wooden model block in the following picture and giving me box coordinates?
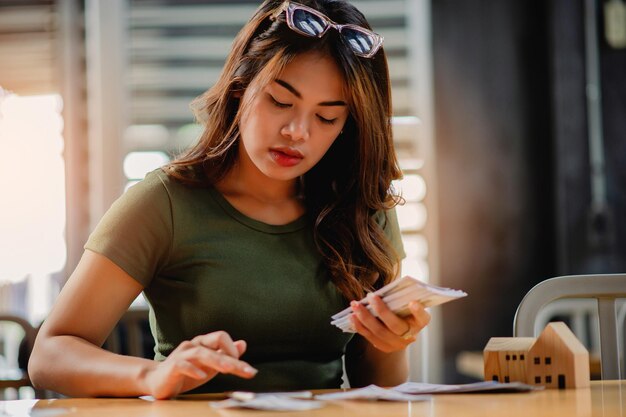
[484,337,535,383]
[528,322,590,389]
[483,322,590,389]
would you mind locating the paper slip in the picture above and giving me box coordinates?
[229,390,313,401]
[211,391,324,411]
[315,385,430,402]
[331,275,467,332]
[392,381,543,394]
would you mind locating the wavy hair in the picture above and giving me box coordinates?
[165,0,403,300]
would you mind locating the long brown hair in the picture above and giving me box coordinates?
[165,0,403,300]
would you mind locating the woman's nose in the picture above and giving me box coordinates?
[280,117,310,142]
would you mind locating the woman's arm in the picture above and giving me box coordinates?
[28,250,256,399]
[343,266,431,387]
[344,333,409,387]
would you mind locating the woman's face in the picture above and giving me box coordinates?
[238,51,349,182]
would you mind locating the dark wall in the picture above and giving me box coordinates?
[431,0,626,383]
[553,0,626,274]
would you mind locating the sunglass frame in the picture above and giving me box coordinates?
[276,1,384,58]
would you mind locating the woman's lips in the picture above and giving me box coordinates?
[269,147,304,167]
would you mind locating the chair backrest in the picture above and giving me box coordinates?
[0,314,37,398]
[103,307,152,358]
[513,274,626,380]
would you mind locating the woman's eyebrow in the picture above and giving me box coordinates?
[274,79,347,107]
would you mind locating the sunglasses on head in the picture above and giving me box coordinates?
[271,1,384,58]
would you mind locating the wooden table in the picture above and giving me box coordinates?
[1,381,624,417]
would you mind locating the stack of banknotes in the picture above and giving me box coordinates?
[331,275,467,333]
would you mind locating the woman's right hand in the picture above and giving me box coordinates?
[143,331,257,399]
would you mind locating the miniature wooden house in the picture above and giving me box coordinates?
[484,322,590,389]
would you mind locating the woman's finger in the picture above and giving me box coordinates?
[183,346,257,379]
[409,301,431,331]
[192,331,240,358]
[350,301,401,348]
[351,301,389,335]
[171,359,209,380]
[366,294,410,336]
[234,340,247,356]
[350,314,394,352]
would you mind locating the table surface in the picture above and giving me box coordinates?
[1,380,625,417]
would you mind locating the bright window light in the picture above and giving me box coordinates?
[0,91,66,322]
[123,151,170,180]
[402,258,429,281]
[396,202,427,232]
[403,234,428,259]
[123,124,169,149]
[394,174,427,202]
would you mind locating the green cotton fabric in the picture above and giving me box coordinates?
[85,169,405,392]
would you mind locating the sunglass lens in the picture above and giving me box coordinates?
[342,27,376,55]
[292,8,327,37]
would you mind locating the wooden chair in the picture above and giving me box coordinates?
[513,274,626,380]
[103,307,152,358]
[0,314,37,399]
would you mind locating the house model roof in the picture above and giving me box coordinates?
[484,337,536,352]
[484,322,586,354]
[534,321,587,355]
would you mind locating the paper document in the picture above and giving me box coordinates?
[313,382,540,403]
[315,385,430,402]
[331,275,467,332]
[210,391,324,411]
[392,381,543,394]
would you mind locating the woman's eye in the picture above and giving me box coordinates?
[317,115,337,125]
[269,95,291,108]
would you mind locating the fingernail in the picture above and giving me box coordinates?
[350,301,359,310]
[244,366,258,375]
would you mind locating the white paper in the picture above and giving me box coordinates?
[392,381,542,394]
[315,385,431,402]
[229,390,313,401]
[331,275,467,332]
[211,392,324,411]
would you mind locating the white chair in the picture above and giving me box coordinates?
[533,299,601,356]
[513,274,626,380]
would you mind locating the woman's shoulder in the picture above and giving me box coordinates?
[138,167,200,198]
[136,167,216,212]
[372,206,399,226]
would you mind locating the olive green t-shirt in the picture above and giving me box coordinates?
[85,169,405,392]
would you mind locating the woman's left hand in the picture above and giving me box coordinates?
[350,294,431,353]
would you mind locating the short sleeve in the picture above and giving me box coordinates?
[375,207,406,262]
[84,170,173,286]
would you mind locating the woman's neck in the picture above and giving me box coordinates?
[217,157,298,204]
[214,148,304,225]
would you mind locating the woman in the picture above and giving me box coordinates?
[29,0,430,399]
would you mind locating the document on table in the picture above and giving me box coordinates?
[314,381,540,402]
[331,275,467,332]
[315,385,431,402]
[210,391,324,411]
[392,381,543,394]
[207,381,539,409]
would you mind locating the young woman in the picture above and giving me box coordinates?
[29,0,430,399]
